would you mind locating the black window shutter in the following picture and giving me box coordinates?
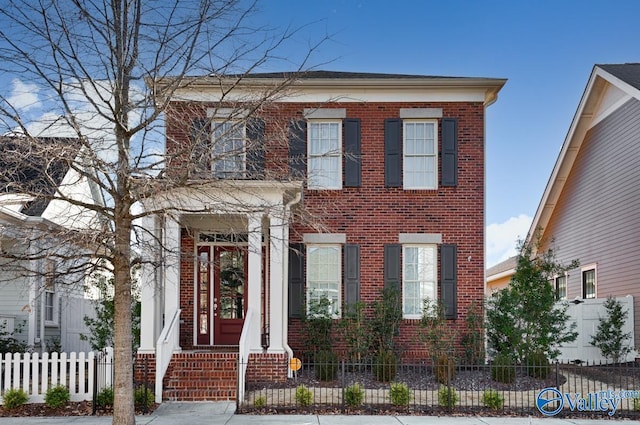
[440,244,457,319]
[191,118,209,175]
[288,243,305,318]
[384,244,401,291]
[441,118,458,187]
[384,119,402,187]
[344,244,360,310]
[288,119,307,178]
[344,118,361,187]
[246,118,265,179]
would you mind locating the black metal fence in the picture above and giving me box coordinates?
[238,358,640,418]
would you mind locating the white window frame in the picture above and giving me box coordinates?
[554,273,568,301]
[582,265,597,299]
[212,120,246,178]
[44,263,58,327]
[307,120,342,190]
[402,244,437,319]
[306,244,342,318]
[403,120,438,190]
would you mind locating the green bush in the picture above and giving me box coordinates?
[438,385,459,408]
[481,389,504,409]
[94,387,114,408]
[633,396,640,411]
[315,350,339,381]
[525,351,550,379]
[295,385,313,407]
[344,383,364,408]
[253,396,266,408]
[389,382,410,407]
[134,387,154,410]
[434,355,456,384]
[491,353,515,384]
[2,388,28,409]
[44,385,70,408]
[374,349,397,382]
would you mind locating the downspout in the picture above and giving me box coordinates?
[282,189,302,365]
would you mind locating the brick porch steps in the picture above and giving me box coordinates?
[162,351,238,401]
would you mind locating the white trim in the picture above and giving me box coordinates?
[207,107,250,119]
[400,108,443,119]
[303,108,346,119]
[303,233,347,244]
[581,264,598,299]
[307,120,343,190]
[402,244,437,320]
[305,244,342,319]
[398,233,442,244]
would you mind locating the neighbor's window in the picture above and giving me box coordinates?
[402,245,437,318]
[44,262,58,326]
[582,268,596,299]
[555,274,567,300]
[403,120,437,189]
[308,121,342,189]
[212,121,245,178]
[306,245,341,317]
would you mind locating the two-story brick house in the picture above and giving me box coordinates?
[136,71,506,402]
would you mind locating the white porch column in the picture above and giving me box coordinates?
[164,216,180,335]
[247,213,263,351]
[268,212,286,353]
[138,214,157,353]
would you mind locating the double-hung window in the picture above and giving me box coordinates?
[44,262,58,326]
[212,121,245,178]
[306,244,341,317]
[403,120,437,189]
[582,268,596,299]
[402,245,437,318]
[308,121,342,189]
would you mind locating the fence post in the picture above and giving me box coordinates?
[143,356,148,414]
[341,359,345,411]
[92,354,98,415]
[555,361,559,388]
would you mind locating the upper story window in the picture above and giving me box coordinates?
[555,274,567,300]
[403,120,437,189]
[307,121,342,189]
[402,244,437,319]
[44,261,58,327]
[212,121,245,178]
[306,244,341,317]
[582,267,596,299]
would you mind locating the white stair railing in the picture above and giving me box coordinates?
[155,308,181,403]
[237,308,255,402]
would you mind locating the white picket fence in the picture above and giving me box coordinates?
[0,348,113,404]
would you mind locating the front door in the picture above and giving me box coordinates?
[195,245,247,346]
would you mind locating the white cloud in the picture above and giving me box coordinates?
[486,214,532,268]
[7,79,41,112]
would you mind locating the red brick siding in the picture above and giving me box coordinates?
[245,353,288,384]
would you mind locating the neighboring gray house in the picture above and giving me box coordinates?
[527,63,640,347]
[0,137,101,353]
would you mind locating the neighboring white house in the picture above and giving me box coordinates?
[0,137,103,352]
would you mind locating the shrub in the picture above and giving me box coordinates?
[2,388,28,409]
[633,396,640,411]
[374,349,397,382]
[315,350,338,381]
[295,385,313,407]
[434,355,456,384]
[134,387,154,411]
[525,351,550,379]
[389,382,410,407]
[438,385,459,408]
[481,389,504,409]
[491,353,515,384]
[344,383,364,408]
[590,296,633,363]
[95,387,114,408]
[254,396,266,408]
[44,385,70,408]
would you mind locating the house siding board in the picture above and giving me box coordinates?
[169,100,486,358]
[541,98,640,342]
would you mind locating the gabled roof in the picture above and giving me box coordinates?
[486,256,517,282]
[0,137,78,216]
[231,70,493,81]
[527,63,640,247]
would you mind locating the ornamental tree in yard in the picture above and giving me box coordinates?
[590,296,633,364]
[486,234,579,362]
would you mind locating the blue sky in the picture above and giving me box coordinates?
[255,0,640,266]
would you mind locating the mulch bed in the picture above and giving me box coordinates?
[0,401,158,417]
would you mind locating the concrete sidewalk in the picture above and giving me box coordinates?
[0,402,639,424]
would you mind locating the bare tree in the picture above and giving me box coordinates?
[0,1,324,423]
